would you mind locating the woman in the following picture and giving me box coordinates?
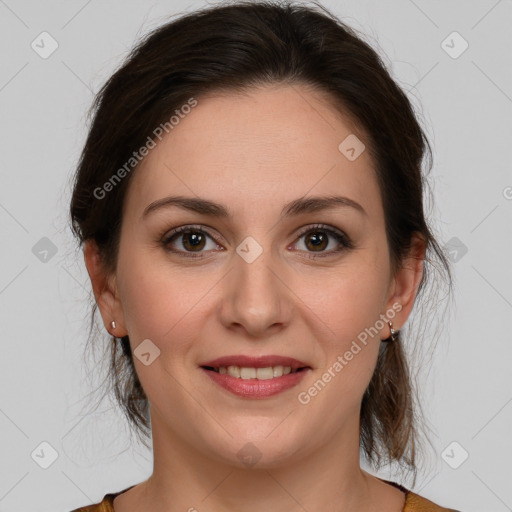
[69,1,460,510]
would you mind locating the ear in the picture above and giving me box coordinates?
[83,240,127,337]
[380,232,426,339]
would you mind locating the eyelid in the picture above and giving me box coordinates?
[160,223,353,257]
[160,224,223,247]
[293,223,352,247]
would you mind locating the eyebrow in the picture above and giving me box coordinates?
[141,194,367,220]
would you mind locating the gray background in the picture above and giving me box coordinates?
[0,0,511,511]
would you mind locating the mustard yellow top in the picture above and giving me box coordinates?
[70,478,461,511]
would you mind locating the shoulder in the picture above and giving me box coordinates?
[377,477,461,512]
[69,484,136,512]
[405,490,462,511]
[69,492,118,512]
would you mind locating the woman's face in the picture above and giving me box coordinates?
[91,83,419,468]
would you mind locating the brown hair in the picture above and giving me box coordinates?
[69,0,452,484]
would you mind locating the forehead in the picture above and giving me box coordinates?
[124,84,382,222]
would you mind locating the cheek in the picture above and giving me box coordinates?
[116,245,222,362]
[115,251,209,404]
[297,256,388,387]
[302,257,388,341]
[116,247,189,342]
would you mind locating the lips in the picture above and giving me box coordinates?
[199,355,311,370]
[199,355,312,398]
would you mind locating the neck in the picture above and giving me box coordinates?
[137,410,380,512]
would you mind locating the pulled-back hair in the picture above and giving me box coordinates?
[69,0,452,485]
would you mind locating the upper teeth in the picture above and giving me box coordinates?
[217,365,295,379]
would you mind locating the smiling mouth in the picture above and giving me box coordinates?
[201,365,309,379]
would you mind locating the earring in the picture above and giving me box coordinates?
[110,320,118,338]
[381,320,399,342]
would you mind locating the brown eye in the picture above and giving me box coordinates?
[292,224,353,259]
[304,231,329,251]
[179,231,207,251]
[161,223,352,260]
[162,226,220,257]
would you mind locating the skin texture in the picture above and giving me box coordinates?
[84,83,425,512]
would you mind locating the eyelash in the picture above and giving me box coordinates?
[160,223,353,260]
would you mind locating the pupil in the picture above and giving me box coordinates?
[307,232,326,250]
[184,232,204,250]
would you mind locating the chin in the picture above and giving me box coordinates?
[204,429,307,470]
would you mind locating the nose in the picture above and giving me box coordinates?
[218,241,293,338]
